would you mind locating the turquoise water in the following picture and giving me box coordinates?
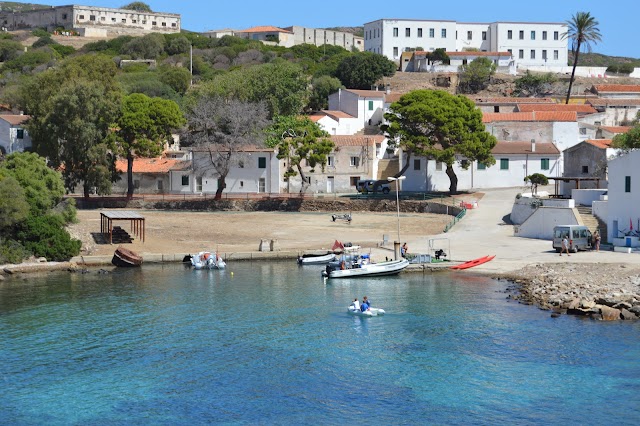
[1,262,640,425]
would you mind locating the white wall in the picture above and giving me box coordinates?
[515,207,579,240]
[607,151,640,242]
[571,189,608,207]
[511,197,574,225]
[522,65,607,77]
[592,200,608,224]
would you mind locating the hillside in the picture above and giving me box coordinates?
[0,2,48,12]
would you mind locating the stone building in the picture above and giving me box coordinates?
[0,5,180,37]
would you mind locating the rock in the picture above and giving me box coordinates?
[600,306,621,321]
[581,300,596,309]
[36,257,47,263]
[613,301,633,310]
[550,312,561,318]
[0,275,4,281]
[629,306,640,316]
[568,298,581,310]
[595,297,618,307]
[620,309,637,321]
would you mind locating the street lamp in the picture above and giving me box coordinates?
[388,176,406,259]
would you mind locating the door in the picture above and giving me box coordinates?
[258,178,266,193]
[327,176,334,193]
[196,176,202,192]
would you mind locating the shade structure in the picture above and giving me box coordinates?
[100,211,145,244]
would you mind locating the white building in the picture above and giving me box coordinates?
[606,150,640,245]
[403,141,560,192]
[364,18,567,67]
[327,89,388,132]
[0,114,31,155]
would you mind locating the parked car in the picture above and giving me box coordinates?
[356,179,391,194]
[552,225,592,253]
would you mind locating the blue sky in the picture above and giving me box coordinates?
[46,0,639,58]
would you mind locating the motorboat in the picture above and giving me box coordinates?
[297,252,336,265]
[190,252,226,269]
[112,246,143,267]
[322,258,409,279]
[347,306,386,317]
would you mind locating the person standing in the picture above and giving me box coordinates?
[401,242,408,258]
[560,235,571,256]
[593,230,601,252]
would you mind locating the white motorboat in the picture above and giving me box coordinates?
[190,252,226,270]
[297,252,336,265]
[347,306,386,317]
[322,258,410,279]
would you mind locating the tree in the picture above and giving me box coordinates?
[383,90,497,193]
[309,75,343,111]
[514,71,557,97]
[334,51,396,89]
[427,48,449,66]
[564,12,601,104]
[183,96,270,199]
[121,2,152,12]
[122,33,165,59]
[524,173,549,195]
[458,57,497,94]
[265,115,334,194]
[112,94,185,197]
[0,176,30,230]
[612,124,640,152]
[158,66,191,95]
[41,81,120,197]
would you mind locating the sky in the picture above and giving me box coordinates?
[44,0,640,58]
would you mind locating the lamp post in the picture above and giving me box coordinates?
[388,176,406,259]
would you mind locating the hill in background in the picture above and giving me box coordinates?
[0,2,49,12]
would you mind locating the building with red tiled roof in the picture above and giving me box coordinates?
[482,111,577,123]
[591,84,640,97]
[471,97,555,113]
[516,104,597,115]
[491,141,560,155]
[585,98,640,127]
[584,139,613,149]
[564,138,620,190]
[0,114,32,154]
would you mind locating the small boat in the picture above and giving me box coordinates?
[112,246,143,267]
[450,255,496,270]
[190,251,226,270]
[347,306,386,317]
[298,252,336,265]
[323,258,409,279]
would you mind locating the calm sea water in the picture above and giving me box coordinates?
[1,262,640,425]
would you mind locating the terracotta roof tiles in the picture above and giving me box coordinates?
[469,96,555,104]
[491,141,560,155]
[482,111,577,123]
[331,135,385,147]
[115,158,182,174]
[516,104,597,114]
[588,99,640,106]
[593,84,640,93]
[599,126,632,134]
[236,26,293,34]
[584,139,613,149]
[0,114,30,125]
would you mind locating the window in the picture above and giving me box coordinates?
[181,175,189,186]
[507,49,512,55]
[417,28,422,37]
[350,177,359,187]
[579,128,587,135]
[554,31,559,40]
[258,157,267,169]
[134,180,140,189]
[530,50,535,59]
[62,14,67,19]
[477,162,486,170]
[259,178,266,193]
[405,28,410,37]
[327,156,334,167]
[132,19,137,23]
[542,50,547,60]
[350,156,360,167]
[625,176,631,192]
[541,158,549,170]
[157,180,163,191]
[467,30,472,40]
[441,28,447,38]
[89,15,96,21]
[429,28,435,38]
[142,20,146,24]
[414,159,421,170]
[582,166,589,174]
[79,15,85,19]
[507,30,512,39]
[16,129,24,139]
[500,159,509,170]
[554,50,559,60]
[101,17,105,21]
[435,161,443,171]
[519,30,524,40]
[162,22,167,27]
[152,21,157,26]
[111,18,116,22]
[530,31,535,40]
[519,50,524,59]
[122,19,127,23]
[393,47,398,57]
[368,100,374,111]
[393,27,398,37]
[542,31,547,40]
[482,31,487,41]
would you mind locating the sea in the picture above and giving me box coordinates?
[1,261,639,425]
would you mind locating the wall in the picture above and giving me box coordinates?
[607,151,640,243]
[510,197,574,225]
[592,200,608,224]
[563,143,607,189]
[571,189,608,206]
[515,206,579,240]
[0,118,32,154]
[522,65,607,77]
[328,90,359,120]
[285,26,363,51]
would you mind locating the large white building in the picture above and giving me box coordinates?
[364,18,567,67]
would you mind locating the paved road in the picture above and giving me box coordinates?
[405,187,640,274]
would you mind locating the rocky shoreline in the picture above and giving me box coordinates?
[499,263,640,321]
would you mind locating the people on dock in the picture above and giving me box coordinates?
[401,243,408,258]
[560,235,571,256]
[593,230,601,252]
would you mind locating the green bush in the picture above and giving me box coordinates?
[51,44,76,57]
[16,215,81,261]
[31,28,50,38]
[0,240,30,264]
[32,36,55,49]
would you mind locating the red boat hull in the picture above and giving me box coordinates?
[450,255,495,270]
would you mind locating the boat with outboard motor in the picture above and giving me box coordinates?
[323,257,409,279]
[297,252,336,265]
[190,251,226,269]
[347,306,386,317]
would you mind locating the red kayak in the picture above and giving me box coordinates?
[450,255,496,270]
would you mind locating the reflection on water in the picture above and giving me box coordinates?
[1,262,640,424]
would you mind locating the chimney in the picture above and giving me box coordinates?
[531,139,536,152]
[386,83,391,95]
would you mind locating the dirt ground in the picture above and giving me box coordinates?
[67,209,453,256]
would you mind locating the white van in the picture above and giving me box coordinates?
[552,225,592,253]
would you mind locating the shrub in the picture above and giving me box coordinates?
[16,215,81,261]
[0,240,30,264]
[32,36,55,49]
[32,28,49,38]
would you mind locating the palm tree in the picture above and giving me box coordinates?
[564,12,602,104]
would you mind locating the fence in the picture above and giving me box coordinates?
[443,207,467,233]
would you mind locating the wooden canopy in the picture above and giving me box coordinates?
[100,211,145,244]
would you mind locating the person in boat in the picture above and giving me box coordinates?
[360,296,370,312]
[349,298,360,311]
